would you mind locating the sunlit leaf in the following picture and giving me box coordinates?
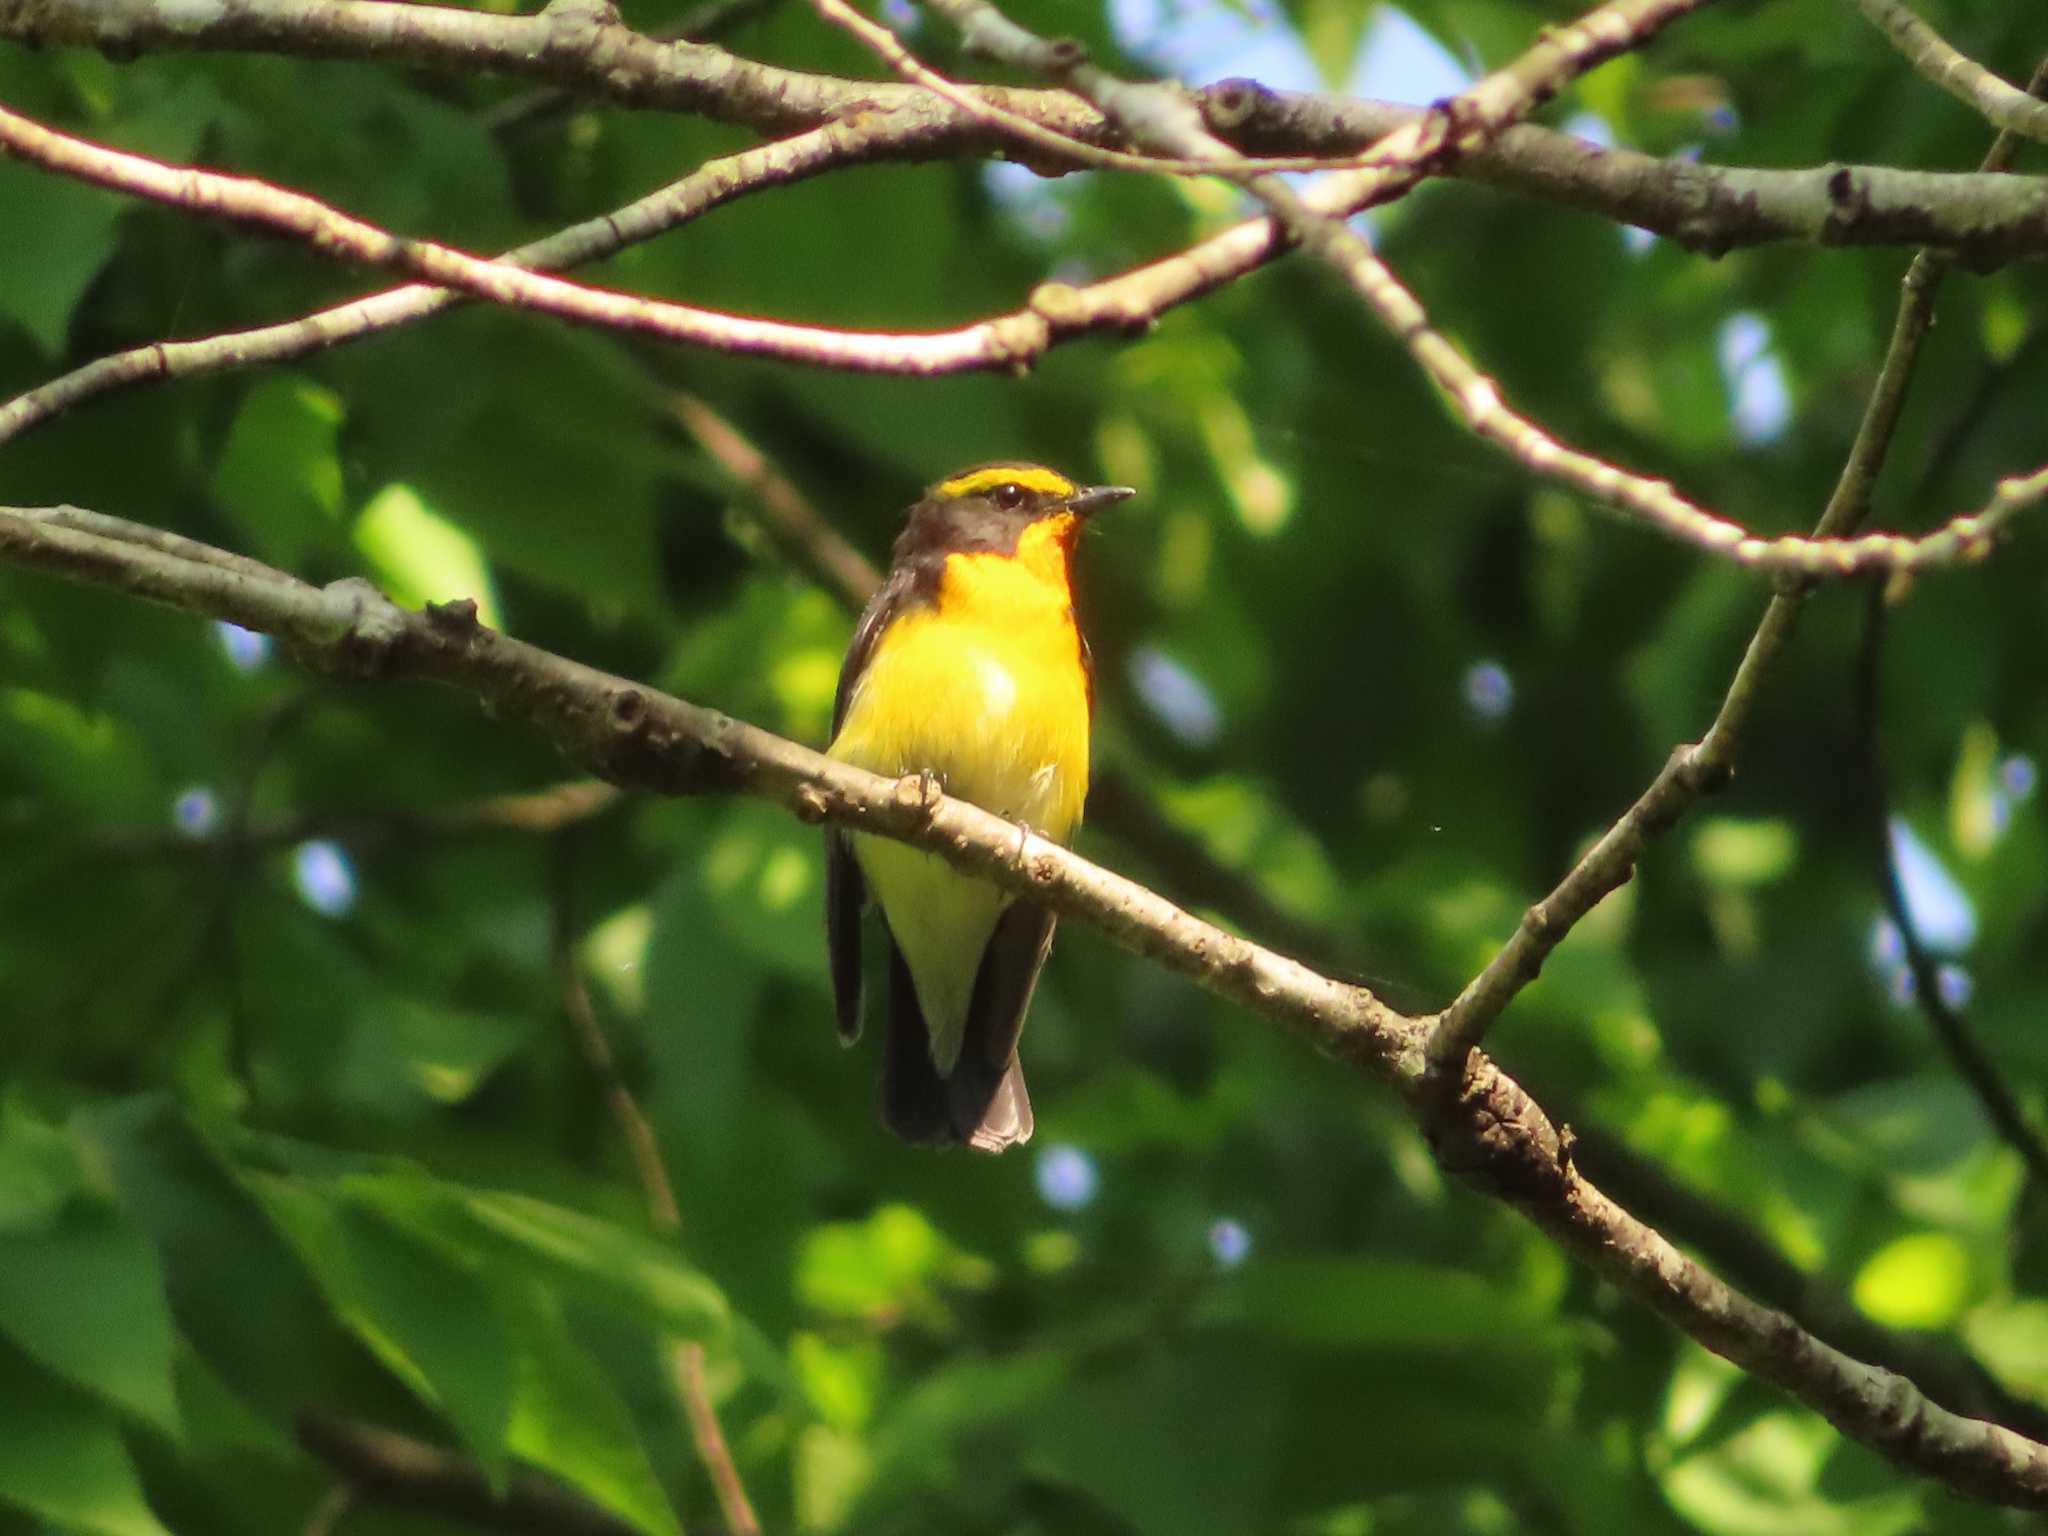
[506,1292,683,1536]
[0,1357,172,1536]
[353,483,503,630]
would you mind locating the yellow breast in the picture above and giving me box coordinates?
[829,537,1092,842]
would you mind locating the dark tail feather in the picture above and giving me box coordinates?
[965,1058,1033,1153]
[945,902,1053,1151]
[879,905,1054,1153]
[880,936,954,1145]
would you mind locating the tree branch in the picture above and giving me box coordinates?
[672,1341,759,1536]
[7,502,2048,1504]
[11,93,2048,448]
[902,0,2046,588]
[552,837,682,1235]
[1208,85,2048,269]
[551,837,761,1536]
[1854,590,2048,1188]
[297,1412,644,1536]
[300,1482,355,1536]
[0,100,1063,375]
[1569,1119,2048,1442]
[10,0,2048,265]
[668,395,880,613]
[1428,53,2048,1070]
[1850,0,2048,143]
[19,18,2000,589]
[0,0,960,136]
[0,115,953,448]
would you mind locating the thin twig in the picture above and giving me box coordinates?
[672,1342,761,1536]
[486,0,787,134]
[0,100,1043,372]
[807,0,1468,177]
[669,395,880,611]
[1849,0,2048,143]
[550,834,759,1536]
[551,836,682,1232]
[0,117,949,448]
[1855,588,2048,1188]
[301,1483,356,1536]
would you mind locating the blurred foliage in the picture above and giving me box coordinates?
[3,1,2048,1533]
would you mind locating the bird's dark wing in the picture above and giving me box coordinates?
[833,563,924,734]
[826,568,923,1046]
[825,831,865,1043]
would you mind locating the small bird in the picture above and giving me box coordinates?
[826,463,1132,1152]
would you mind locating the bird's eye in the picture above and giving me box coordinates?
[992,483,1027,509]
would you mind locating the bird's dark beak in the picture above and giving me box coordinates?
[1066,484,1135,518]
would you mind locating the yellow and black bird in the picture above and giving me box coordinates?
[826,464,1132,1152]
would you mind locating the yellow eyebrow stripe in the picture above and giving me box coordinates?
[937,466,1076,500]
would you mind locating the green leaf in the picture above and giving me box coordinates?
[861,1349,1068,1509]
[1661,1411,1924,1536]
[77,1098,397,1424]
[344,1172,729,1343]
[336,996,538,1114]
[793,1423,870,1535]
[0,1204,181,1436]
[1033,1342,1283,1536]
[0,1095,87,1233]
[396,324,671,616]
[506,1291,683,1536]
[1223,1255,1581,1355]
[0,1354,171,1536]
[246,1176,517,1483]
[1964,1299,2048,1402]
[791,1331,882,1432]
[337,1204,517,1477]
[209,375,348,566]
[1295,0,1375,87]
[353,483,503,629]
[1692,818,1799,889]
[0,162,126,354]
[1852,1233,1972,1330]
[642,869,766,1172]
[795,1204,986,1323]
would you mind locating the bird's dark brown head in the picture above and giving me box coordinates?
[894,463,1134,565]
